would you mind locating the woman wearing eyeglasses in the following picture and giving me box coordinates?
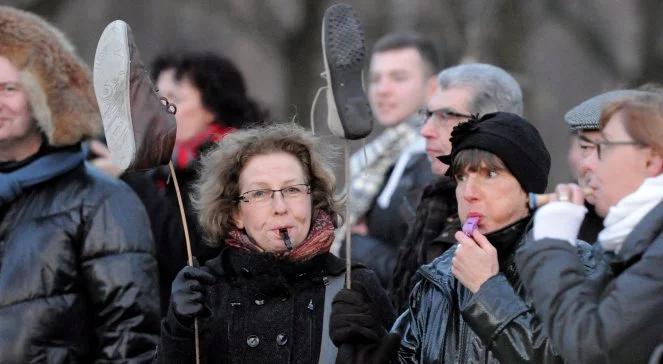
[155,123,395,363]
[517,92,663,363]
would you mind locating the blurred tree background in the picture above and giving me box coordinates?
[7,0,663,188]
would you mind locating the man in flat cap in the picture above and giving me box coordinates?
[564,89,653,242]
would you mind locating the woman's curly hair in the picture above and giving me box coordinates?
[193,123,343,246]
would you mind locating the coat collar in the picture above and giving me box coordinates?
[205,248,352,280]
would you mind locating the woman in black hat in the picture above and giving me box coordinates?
[332,112,596,363]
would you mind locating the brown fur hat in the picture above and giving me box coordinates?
[0,6,100,146]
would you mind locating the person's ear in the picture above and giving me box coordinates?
[426,75,438,99]
[232,208,244,229]
[644,147,663,176]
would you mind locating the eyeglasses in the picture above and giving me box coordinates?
[417,107,473,127]
[0,82,22,97]
[580,134,645,160]
[236,184,311,204]
[594,140,645,160]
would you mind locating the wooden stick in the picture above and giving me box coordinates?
[344,141,352,289]
[168,161,200,364]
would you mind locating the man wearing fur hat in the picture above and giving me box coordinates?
[0,6,160,362]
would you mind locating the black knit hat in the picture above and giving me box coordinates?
[438,112,550,193]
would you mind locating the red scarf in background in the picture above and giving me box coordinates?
[225,210,335,262]
[173,123,234,169]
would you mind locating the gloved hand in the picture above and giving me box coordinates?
[335,332,401,364]
[330,282,386,345]
[169,264,216,327]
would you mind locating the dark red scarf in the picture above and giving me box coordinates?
[225,210,335,262]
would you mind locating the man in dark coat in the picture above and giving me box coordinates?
[390,63,525,311]
[517,91,663,363]
[0,6,160,362]
[342,32,438,287]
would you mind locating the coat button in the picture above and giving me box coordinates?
[247,335,260,347]
[255,293,265,305]
[276,333,288,346]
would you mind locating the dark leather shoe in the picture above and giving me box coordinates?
[93,20,177,171]
[320,3,373,140]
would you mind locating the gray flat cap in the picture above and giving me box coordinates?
[564,89,651,131]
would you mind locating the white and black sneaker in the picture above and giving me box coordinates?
[93,20,176,172]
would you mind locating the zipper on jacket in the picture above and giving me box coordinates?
[457,320,468,363]
[308,299,314,361]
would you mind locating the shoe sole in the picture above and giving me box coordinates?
[93,20,135,171]
[322,4,372,140]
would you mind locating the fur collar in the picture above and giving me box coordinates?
[0,6,100,146]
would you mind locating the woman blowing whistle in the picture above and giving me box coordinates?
[516,92,663,364]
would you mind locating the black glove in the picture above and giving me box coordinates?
[169,264,216,327]
[330,282,387,345]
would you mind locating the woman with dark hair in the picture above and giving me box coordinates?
[155,123,394,363]
[517,92,663,363]
[157,52,269,301]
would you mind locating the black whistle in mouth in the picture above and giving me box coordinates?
[280,229,293,251]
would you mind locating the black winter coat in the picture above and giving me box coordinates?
[0,161,161,362]
[393,218,596,363]
[156,249,395,363]
[516,201,663,363]
[343,153,434,288]
[121,146,221,314]
[390,177,458,312]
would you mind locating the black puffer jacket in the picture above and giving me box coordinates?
[156,249,395,363]
[0,160,161,362]
[516,201,663,363]
[393,218,596,363]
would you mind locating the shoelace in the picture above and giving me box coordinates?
[309,71,329,136]
[159,96,177,114]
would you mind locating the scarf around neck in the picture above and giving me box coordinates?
[0,147,85,206]
[173,123,234,169]
[224,210,336,262]
[598,174,663,253]
[349,115,423,224]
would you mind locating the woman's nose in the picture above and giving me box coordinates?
[271,192,288,213]
[462,177,481,201]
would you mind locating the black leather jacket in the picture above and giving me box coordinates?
[0,160,160,362]
[392,218,596,363]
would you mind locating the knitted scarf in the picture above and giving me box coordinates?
[224,210,335,262]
